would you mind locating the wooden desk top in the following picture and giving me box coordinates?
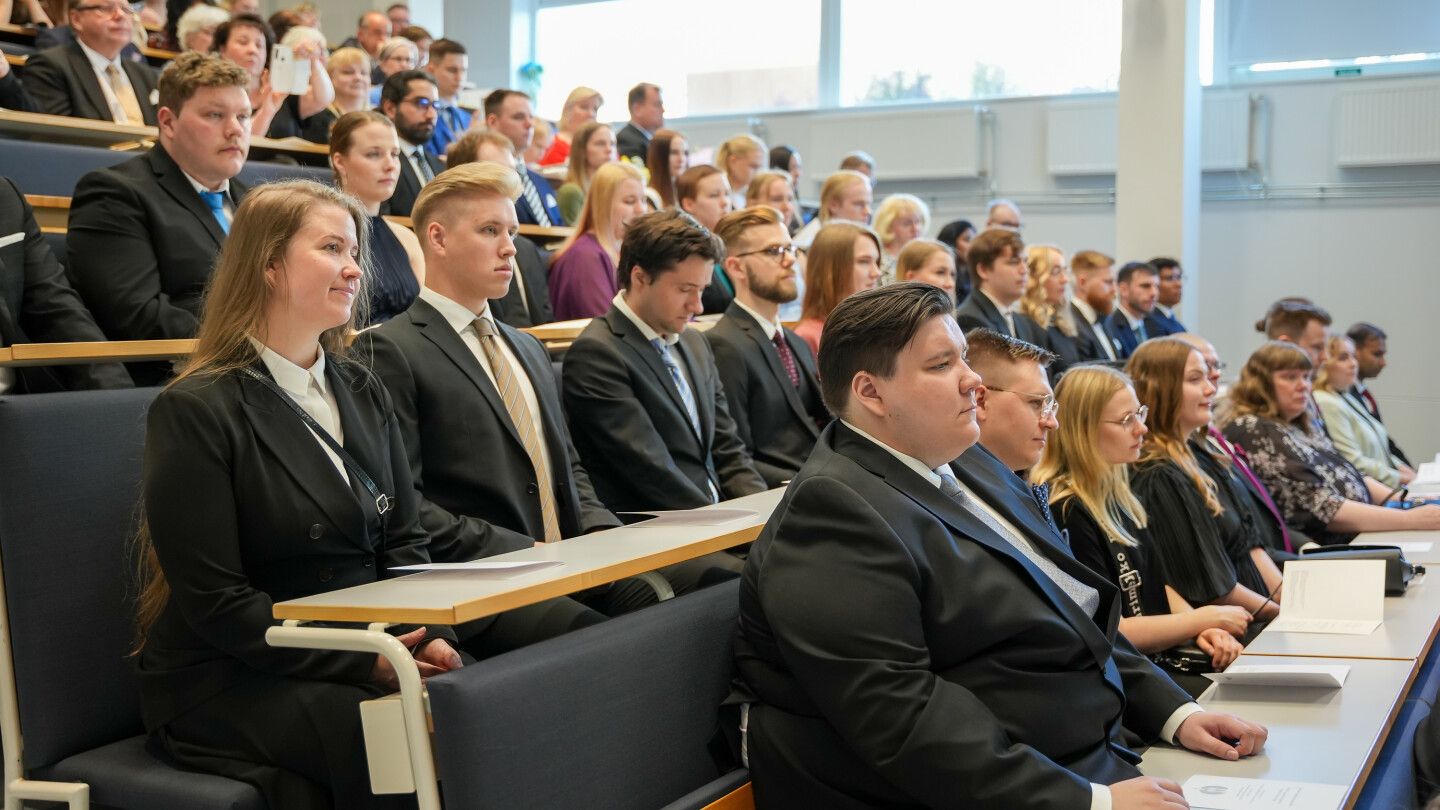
[0,110,328,163]
[273,488,784,625]
[1243,575,1440,661]
[1139,655,1414,810]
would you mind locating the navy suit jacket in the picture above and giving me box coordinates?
[515,168,566,227]
[1145,308,1186,337]
[426,101,472,157]
[1106,310,1146,359]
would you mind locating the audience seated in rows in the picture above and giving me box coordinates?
[792,169,871,248]
[174,4,228,55]
[1147,257,1187,335]
[1068,248,1123,361]
[1107,261,1159,359]
[485,88,565,226]
[423,38,470,156]
[1346,321,1411,465]
[303,46,369,143]
[873,193,928,283]
[955,227,1045,345]
[24,0,159,125]
[397,25,432,67]
[706,206,828,488]
[674,164,735,315]
[1021,244,1080,376]
[715,133,766,213]
[645,127,687,209]
[365,35,416,107]
[616,81,663,164]
[66,51,250,385]
[538,85,601,167]
[548,161,646,321]
[895,238,958,304]
[555,120,616,225]
[378,68,441,217]
[792,220,882,355]
[1314,333,1414,488]
[936,218,976,300]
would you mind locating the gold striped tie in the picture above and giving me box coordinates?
[474,318,561,544]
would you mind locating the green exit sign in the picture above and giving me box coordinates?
[1335,67,1363,76]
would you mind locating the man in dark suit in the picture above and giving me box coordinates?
[67,52,251,385]
[615,82,663,164]
[967,328,1058,477]
[1106,261,1159,359]
[0,175,131,392]
[378,69,443,218]
[954,227,1046,345]
[489,234,554,328]
[706,206,827,487]
[424,39,472,156]
[731,282,1269,809]
[1346,321,1411,466]
[1069,249,1122,361]
[1145,257,1187,336]
[484,88,565,226]
[22,0,159,125]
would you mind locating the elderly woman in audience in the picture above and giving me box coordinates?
[1221,341,1440,544]
[174,3,228,53]
[645,129,687,210]
[367,36,419,106]
[715,134,767,212]
[1127,338,1285,614]
[549,162,648,321]
[873,193,929,284]
[895,239,957,304]
[302,47,370,144]
[793,222,882,355]
[1019,245,1080,375]
[214,14,332,139]
[792,170,872,248]
[1314,334,1415,488]
[539,86,603,166]
[1033,366,1252,695]
[556,121,617,225]
[936,218,976,300]
[329,111,424,324]
[134,180,462,810]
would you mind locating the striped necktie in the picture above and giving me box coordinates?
[412,148,434,183]
[652,338,700,436]
[474,318,560,544]
[518,168,552,227]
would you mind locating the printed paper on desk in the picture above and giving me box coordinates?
[1268,559,1384,634]
[1180,776,1346,810]
[1202,664,1349,688]
[622,509,758,527]
[1391,541,1434,553]
[390,560,563,572]
[0,232,22,249]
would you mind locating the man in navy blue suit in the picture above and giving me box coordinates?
[1105,261,1159,359]
[1145,257,1187,336]
[424,39,471,156]
[484,89,566,227]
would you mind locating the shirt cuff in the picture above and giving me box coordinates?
[1161,702,1205,744]
[1090,782,1112,810]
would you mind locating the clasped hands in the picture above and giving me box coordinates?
[370,626,463,691]
[1111,711,1268,809]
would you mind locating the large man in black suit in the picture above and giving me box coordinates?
[564,209,767,514]
[0,175,131,392]
[67,52,251,385]
[732,282,1269,809]
[954,227,1046,345]
[706,206,826,487]
[379,70,443,218]
[615,82,663,164]
[22,0,158,125]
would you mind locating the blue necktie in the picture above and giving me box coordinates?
[652,338,700,436]
[198,190,229,235]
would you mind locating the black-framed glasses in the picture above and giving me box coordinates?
[73,2,129,14]
[1103,405,1149,429]
[735,244,799,261]
[985,385,1058,419]
[402,97,437,111]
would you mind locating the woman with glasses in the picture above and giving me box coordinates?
[213,13,332,140]
[1033,366,1252,695]
[1126,338,1283,618]
[1220,341,1440,544]
[872,194,929,284]
[366,37,419,106]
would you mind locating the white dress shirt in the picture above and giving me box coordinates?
[76,37,137,124]
[1070,297,1118,360]
[251,338,347,482]
[733,298,781,341]
[1115,304,1146,334]
[418,286,552,469]
[979,288,1021,336]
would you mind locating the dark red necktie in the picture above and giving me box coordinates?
[1360,388,1380,419]
[773,332,800,388]
[1209,426,1293,553]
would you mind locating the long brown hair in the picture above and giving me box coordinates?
[133,181,373,650]
[801,221,881,323]
[329,109,395,191]
[564,121,614,191]
[1126,337,1223,515]
[556,161,644,259]
[647,129,685,207]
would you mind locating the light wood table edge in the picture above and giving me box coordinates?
[2,339,196,366]
[273,522,763,625]
[702,782,752,810]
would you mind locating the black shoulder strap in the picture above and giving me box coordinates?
[241,366,392,525]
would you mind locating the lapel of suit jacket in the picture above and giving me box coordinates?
[604,308,702,444]
[237,362,371,551]
[411,300,527,451]
[727,304,818,435]
[148,145,227,247]
[395,159,421,213]
[65,42,112,122]
[971,291,1009,335]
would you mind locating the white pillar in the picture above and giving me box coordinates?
[1116,0,1204,329]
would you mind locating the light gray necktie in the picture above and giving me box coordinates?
[413,148,434,183]
[939,472,1100,616]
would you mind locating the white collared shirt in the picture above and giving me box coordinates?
[733,298,780,341]
[979,288,1021,336]
[76,37,137,124]
[419,286,552,469]
[399,137,432,186]
[250,337,347,481]
[1116,304,1145,332]
[179,170,234,226]
[1155,303,1175,321]
[1070,297,1118,360]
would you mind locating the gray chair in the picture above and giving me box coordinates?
[0,388,264,809]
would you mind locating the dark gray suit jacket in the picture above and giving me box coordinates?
[732,428,1192,808]
[489,235,554,328]
[562,307,767,514]
[22,40,158,125]
[383,147,444,218]
[362,298,620,563]
[1069,300,1121,362]
[954,288,1046,345]
[615,121,651,164]
[705,302,827,487]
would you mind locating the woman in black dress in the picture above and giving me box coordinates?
[329,111,425,325]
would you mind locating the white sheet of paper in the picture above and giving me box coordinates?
[1181,775,1346,809]
[1203,664,1349,688]
[0,232,22,249]
[622,508,758,527]
[1391,541,1434,552]
[1267,559,1385,635]
[268,45,311,95]
[390,560,563,572]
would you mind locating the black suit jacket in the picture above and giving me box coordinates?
[705,302,826,487]
[615,122,651,164]
[0,71,41,113]
[67,144,248,384]
[136,358,455,731]
[562,307,768,513]
[732,427,1192,808]
[362,298,620,563]
[0,176,131,392]
[1069,300,1119,362]
[489,235,554,328]
[384,148,444,217]
[22,41,158,125]
[954,289,1046,345]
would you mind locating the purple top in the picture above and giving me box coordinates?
[550,232,619,321]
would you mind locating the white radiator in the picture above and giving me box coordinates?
[1046,93,1253,175]
[1335,78,1440,167]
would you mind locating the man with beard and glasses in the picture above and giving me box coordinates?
[379,69,442,217]
[1069,249,1123,362]
[706,206,830,487]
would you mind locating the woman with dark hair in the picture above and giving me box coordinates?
[214,13,332,139]
[769,144,801,188]
[936,218,976,301]
[645,129,686,210]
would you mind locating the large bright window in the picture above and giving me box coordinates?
[837,0,1122,105]
[533,0,821,121]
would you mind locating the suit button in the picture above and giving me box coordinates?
[362,555,374,567]
[527,483,538,495]
[318,567,333,582]
[309,524,324,539]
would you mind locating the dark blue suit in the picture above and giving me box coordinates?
[426,101,472,157]
[516,168,566,227]
[1105,310,1146,359]
[1144,307,1186,337]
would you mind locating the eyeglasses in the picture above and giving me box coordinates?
[734,244,799,261]
[1161,273,1187,282]
[1206,359,1227,373]
[403,97,437,111]
[985,386,1059,419]
[1103,405,1149,429]
[73,2,130,15]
